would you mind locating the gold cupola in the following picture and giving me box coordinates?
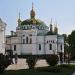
[54,23,58,34]
[30,2,35,19]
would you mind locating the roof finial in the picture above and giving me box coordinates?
[32,2,34,10]
[19,12,20,19]
[54,20,58,34]
[50,18,53,32]
[18,12,21,26]
[50,18,52,24]
[30,2,35,19]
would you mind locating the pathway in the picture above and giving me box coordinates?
[6,58,48,70]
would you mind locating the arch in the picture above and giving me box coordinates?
[26,37,28,44]
[49,44,52,50]
[39,44,41,50]
[23,39,25,44]
[30,38,32,44]
[14,45,16,51]
[60,44,62,50]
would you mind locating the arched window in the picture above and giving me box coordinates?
[39,44,41,50]
[30,38,32,44]
[26,37,28,44]
[60,45,62,50]
[53,40,54,43]
[14,45,16,51]
[51,40,52,43]
[47,41,48,43]
[23,39,25,44]
[49,44,52,50]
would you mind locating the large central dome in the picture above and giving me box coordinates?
[21,18,46,26]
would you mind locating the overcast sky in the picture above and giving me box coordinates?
[0,0,75,35]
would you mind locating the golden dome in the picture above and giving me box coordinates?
[30,2,35,19]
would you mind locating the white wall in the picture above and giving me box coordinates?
[0,19,6,54]
[36,36,45,55]
[58,36,64,53]
[45,35,57,54]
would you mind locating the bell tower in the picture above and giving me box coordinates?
[54,23,58,34]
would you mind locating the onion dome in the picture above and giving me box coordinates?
[30,2,35,19]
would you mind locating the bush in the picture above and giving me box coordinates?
[36,66,61,73]
[26,56,37,69]
[46,55,58,66]
[0,54,11,73]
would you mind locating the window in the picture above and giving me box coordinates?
[27,26,29,29]
[51,40,52,43]
[53,40,54,43]
[23,39,25,44]
[14,45,16,51]
[60,45,62,50]
[30,38,32,44]
[49,44,52,50]
[39,44,41,50]
[47,41,48,43]
[23,35,25,37]
[26,37,28,44]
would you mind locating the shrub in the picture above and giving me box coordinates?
[0,54,11,73]
[36,66,61,73]
[46,55,58,66]
[26,56,37,69]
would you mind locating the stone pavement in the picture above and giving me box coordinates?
[72,72,75,75]
[6,58,48,70]
[6,59,75,75]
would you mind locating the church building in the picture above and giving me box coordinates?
[0,18,6,54]
[5,4,64,56]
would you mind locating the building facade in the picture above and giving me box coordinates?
[0,18,6,54]
[5,4,64,55]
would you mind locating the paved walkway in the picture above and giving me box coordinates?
[6,59,75,75]
[6,58,48,70]
[72,72,75,75]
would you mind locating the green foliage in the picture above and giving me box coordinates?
[36,66,61,73]
[0,64,75,75]
[67,30,75,59]
[62,34,69,53]
[26,56,37,69]
[46,55,58,66]
[0,54,11,73]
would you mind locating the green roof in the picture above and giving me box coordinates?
[21,18,46,26]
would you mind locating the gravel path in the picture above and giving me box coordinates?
[6,58,48,70]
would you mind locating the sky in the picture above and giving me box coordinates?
[0,0,75,35]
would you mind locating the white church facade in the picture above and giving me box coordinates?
[5,4,64,56]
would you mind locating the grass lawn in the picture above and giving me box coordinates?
[1,64,75,75]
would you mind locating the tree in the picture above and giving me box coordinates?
[62,34,69,53]
[0,54,11,73]
[26,56,37,69]
[46,55,58,66]
[67,30,75,59]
